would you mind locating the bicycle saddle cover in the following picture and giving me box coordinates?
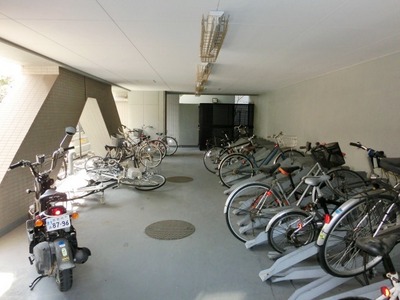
[278,166,300,176]
[259,163,280,176]
[356,234,400,257]
[379,157,400,176]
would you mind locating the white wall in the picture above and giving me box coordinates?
[253,52,400,174]
[117,91,165,138]
[79,98,110,157]
[179,104,198,146]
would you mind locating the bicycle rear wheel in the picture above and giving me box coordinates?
[203,147,229,173]
[218,153,255,187]
[268,210,316,253]
[85,156,105,171]
[162,136,178,156]
[317,194,398,277]
[138,143,162,168]
[149,140,167,158]
[224,182,283,242]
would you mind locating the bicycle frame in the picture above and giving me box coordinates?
[259,162,332,210]
[248,144,282,171]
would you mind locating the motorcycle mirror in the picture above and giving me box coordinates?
[65,126,76,136]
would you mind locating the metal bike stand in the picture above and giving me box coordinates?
[244,206,290,249]
[271,266,327,283]
[287,274,352,300]
[245,231,268,249]
[259,243,319,282]
[259,243,373,300]
[320,280,385,300]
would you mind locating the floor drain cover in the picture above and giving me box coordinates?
[145,220,195,240]
[166,176,193,183]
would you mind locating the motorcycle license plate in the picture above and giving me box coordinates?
[46,215,71,232]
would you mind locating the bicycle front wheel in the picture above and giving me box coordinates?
[317,194,398,277]
[326,168,367,199]
[218,153,255,187]
[274,149,305,165]
[268,210,316,253]
[85,156,120,182]
[224,182,283,242]
[121,173,166,191]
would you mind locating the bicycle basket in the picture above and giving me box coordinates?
[110,134,125,147]
[311,142,345,169]
[279,135,298,148]
[132,129,143,138]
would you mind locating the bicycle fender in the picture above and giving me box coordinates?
[265,207,307,232]
[316,188,392,246]
[316,197,363,246]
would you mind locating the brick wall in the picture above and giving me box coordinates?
[0,67,120,236]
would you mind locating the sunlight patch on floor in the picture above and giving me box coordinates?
[0,272,14,297]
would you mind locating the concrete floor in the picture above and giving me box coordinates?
[0,148,397,300]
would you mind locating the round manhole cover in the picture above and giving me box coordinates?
[145,220,195,240]
[166,176,193,183]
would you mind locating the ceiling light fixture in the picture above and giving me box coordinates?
[195,63,212,96]
[200,11,229,63]
[195,81,205,96]
[197,63,212,82]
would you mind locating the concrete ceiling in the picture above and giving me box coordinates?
[0,0,399,95]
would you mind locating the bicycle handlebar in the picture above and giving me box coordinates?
[349,142,385,158]
[9,145,74,174]
[9,160,28,170]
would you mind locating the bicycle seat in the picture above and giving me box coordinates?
[356,233,400,257]
[242,145,256,154]
[278,166,300,176]
[379,157,400,176]
[105,145,118,150]
[259,163,281,176]
[304,175,331,187]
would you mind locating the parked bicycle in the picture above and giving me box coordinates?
[203,125,252,173]
[317,141,400,278]
[218,132,305,187]
[203,126,256,173]
[114,125,163,168]
[224,142,367,243]
[84,155,166,191]
[153,132,178,156]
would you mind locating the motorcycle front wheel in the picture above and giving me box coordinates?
[55,268,73,291]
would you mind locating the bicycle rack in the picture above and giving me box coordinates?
[258,243,370,300]
[245,231,268,249]
[320,280,385,299]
